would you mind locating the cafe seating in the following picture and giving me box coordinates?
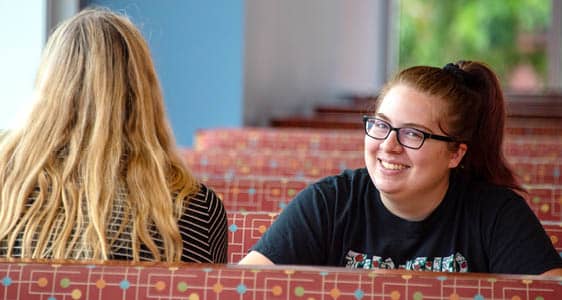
[1,258,561,299]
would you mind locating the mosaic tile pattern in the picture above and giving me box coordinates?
[1,260,561,299]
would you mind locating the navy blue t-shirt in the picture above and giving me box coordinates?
[252,168,562,274]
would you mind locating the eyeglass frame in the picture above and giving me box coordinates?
[362,115,456,150]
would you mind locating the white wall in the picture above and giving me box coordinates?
[0,1,46,130]
[243,0,392,126]
[0,0,79,131]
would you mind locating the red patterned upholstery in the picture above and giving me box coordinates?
[526,185,562,222]
[202,176,311,212]
[184,149,364,178]
[504,135,562,158]
[211,176,561,223]
[225,212,562,264]
[226,211,279,263]
[185,149,560,186]
[2,257,562,299]
[194,127,365,152]
[194,127,562,157]
[544,222,562,255]
[514,158,561,185]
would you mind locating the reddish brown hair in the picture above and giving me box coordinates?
[374,61,523,192]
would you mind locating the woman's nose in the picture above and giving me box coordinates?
[379,130,403,152]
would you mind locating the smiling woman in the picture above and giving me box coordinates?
[239,60,562,276]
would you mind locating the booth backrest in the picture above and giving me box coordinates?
[225,212,562,264]
[185,149,560,185]
[194,127,562,157]
[212,176,561,223]
[184,148,364,178]
[194,127,365,152]
[205,176,311,212]
[1,259,561,299]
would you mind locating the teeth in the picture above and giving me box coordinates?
[380,160,407,170]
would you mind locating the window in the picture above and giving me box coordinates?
[397,0,559,92]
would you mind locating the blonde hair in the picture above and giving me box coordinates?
[0,8,198,262]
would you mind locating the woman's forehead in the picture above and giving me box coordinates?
[377,85,447,129]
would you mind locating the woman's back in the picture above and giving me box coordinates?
[0,8,227,263]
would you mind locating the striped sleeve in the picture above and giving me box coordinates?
[178,183,228,263]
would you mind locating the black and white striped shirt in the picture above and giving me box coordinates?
[0,183,228,263]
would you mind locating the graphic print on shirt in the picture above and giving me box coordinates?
[345,250,469,272]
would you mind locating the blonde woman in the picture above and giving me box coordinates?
[0,8,227,263]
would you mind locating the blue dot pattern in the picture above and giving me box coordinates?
[474,294,484,300]
[120,280,130,290]
[237,283,247,294]
[2,276,12,286]
[354,289,364,299]
[229,224,238,232]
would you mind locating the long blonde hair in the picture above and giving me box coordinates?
[0,8,198,262]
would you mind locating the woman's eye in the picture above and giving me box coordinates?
[403,129,423,139]
[373,121,389,129]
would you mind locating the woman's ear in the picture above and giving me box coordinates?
[448,143,467,168]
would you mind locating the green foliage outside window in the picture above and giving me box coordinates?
[398,0,550,90]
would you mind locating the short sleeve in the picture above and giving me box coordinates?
[179,184,228,263]
[487,191,562,274]
[205,186,228,263]
[251,183,332,265]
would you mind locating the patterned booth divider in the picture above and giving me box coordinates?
[225,212,562,265]
[226,211,279,263]
[212,175,561,222]
[514,157,561,186]
[184,149,364,179]
[526,185,562,222]
[202,176,312,212]
[194,127,365,152]
[2,257,562,299]
[194,128,562,157]
[186,148,560,186]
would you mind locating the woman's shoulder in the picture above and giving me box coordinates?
[455,175,526,211]
[183,182,225,213]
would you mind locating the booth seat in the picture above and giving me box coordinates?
[1,258,562,300]
[225,212,562,264]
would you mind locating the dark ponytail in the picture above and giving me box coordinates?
[455,61,523,192]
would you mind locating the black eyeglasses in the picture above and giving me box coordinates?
[363,116,455,150]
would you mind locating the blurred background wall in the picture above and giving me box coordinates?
[0,0,559,146]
